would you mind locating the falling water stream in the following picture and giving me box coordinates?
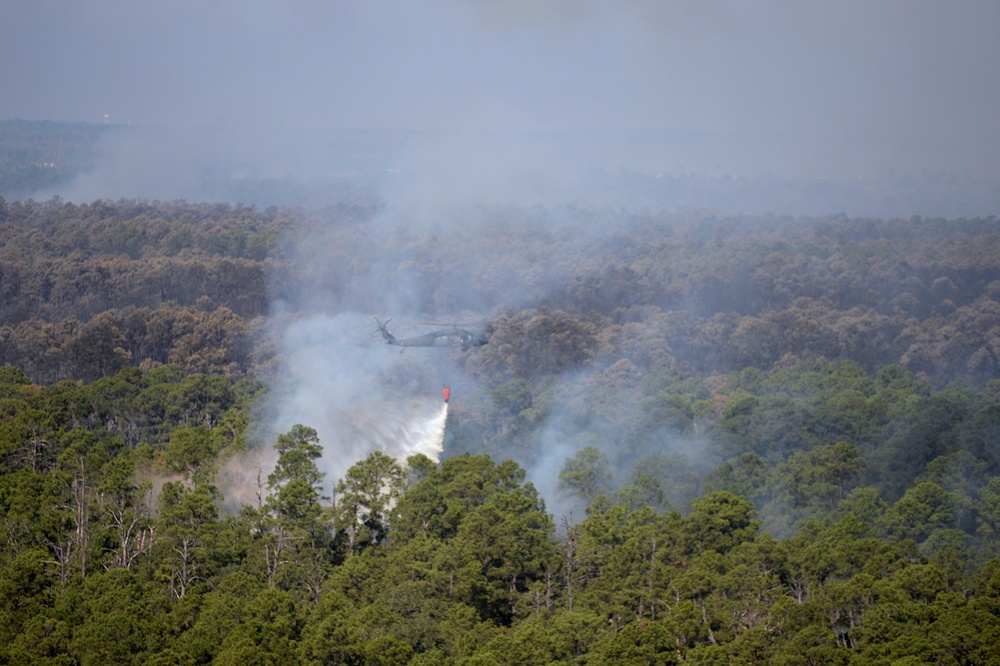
[340,396,448,464]
[218,395,449,511]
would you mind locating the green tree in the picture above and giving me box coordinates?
[1,408,58,473]
[615,472,666,513]
[212,587,302,665]
[391,455,527,544]
[558,445,612,503]
[261,425,328,590]
[173,571,259,663]
[156,480,219,599]
[684,492,760,556]
[98,454,155,571]
[270,424,324,490]
[163,425,220,481]
[883,481,957,544]
[334,450,405,555]
[452,482,555,625]
[975,477,1000,547]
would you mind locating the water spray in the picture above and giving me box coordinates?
[217,389,449,513]
[419,400,448,463]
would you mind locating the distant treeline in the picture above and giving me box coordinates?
[0,120,111,197]
[2,198,1000,386]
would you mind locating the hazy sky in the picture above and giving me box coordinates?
[3,1,1000,187]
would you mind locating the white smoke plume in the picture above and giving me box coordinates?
[230,311,453,499]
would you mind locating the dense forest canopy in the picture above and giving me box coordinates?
[2,363,1000,663]
[2,197,998,386]
[2,191,1000,662]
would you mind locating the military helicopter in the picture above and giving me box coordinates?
[374,317,489,351]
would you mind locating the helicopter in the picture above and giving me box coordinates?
[374,317,489,351]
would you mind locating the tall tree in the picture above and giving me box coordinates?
[261,424,329,589]
[334,451,405,556]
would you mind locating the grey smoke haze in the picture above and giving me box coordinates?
[3,1,1000,215]
[270,313,448,469]
[6,1,1000,501]
[226,309,456,501]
